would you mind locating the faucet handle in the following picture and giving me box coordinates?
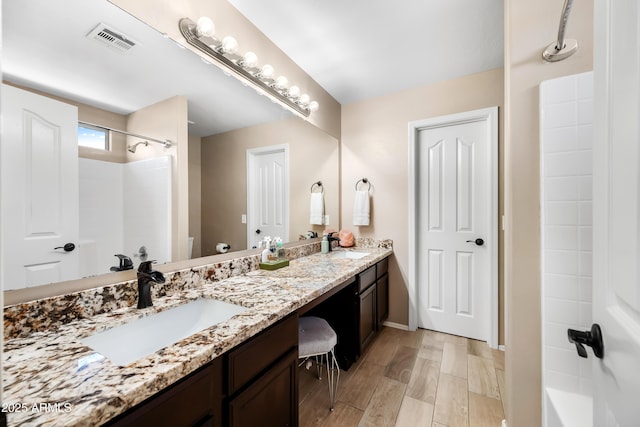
[138,260,157,273]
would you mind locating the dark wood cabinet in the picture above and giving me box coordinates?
[226,314,298,427]
[358,282,377,352]
[376,257,389,326]
[376,272,389,326]
[356,257,390,354]
[105,357,223,427]
[228,348,298,427]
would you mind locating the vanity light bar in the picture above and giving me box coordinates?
[178,17,318,118]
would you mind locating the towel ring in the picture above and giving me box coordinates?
[311,181,324,193]
[355,178,372,192]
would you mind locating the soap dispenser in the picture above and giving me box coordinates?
[321,234,329,254]
[261,237,271,262]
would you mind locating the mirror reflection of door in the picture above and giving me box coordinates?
[1,84,80,289]
[246,145,289,249]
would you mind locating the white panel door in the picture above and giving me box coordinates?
[247,146,288,249]
[416,119,492,341]
[1,84,79,289]
[592,0,640,424]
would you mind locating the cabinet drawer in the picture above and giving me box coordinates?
[227,314,298,395]
[358,265,376,292]
[376,257,388,279]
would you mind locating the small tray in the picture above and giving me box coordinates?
[259,259,290,270]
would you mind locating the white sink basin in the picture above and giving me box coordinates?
[330,251,370,260]
[81,299,247,366]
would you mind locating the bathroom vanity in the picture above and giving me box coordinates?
[3,241,392,427]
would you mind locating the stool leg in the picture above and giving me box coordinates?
[315,355,322,380]
[327,348,340,411]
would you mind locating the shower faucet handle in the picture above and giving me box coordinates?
[567,324,604,359]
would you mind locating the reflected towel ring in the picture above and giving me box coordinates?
[311,181,324,193]
[355,178,372,192]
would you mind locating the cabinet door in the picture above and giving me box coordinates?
[106,359,220,427]
[359,284,377,353]
[227,314,297,395]
[376,272,389,327]
[228,348,298,427]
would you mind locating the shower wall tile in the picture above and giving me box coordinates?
[79,158,124,276]
[544,177,580,201]
[541,71,593,398]
[543,126,578,152]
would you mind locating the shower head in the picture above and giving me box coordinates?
[128,141,149,153]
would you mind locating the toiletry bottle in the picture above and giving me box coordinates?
[268,239,277,261]
[321,234,329,254]
[276,239,285,260]
[261,238,271,262]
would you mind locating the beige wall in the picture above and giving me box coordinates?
[189,134,203,259]
[109,0,341,139]
[504,0,594,425]
[201,117,339,255]
[127,96,190,261]
[341,68,505,337]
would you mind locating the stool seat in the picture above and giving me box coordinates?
[298,316,340,411]
[299,316,337,357]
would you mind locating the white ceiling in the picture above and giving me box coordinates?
[228,0,504,104]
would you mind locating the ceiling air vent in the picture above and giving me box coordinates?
[87,23,137,54]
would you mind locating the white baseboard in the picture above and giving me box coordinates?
[382,321,409,331]
[499,344,506,351]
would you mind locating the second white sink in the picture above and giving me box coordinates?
[81,299,247,366]
[330,251,370,260]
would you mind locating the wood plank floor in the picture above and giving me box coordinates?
[299,327,505,427]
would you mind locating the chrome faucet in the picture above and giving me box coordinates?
[137,260,165,309]
[327,232,340,252]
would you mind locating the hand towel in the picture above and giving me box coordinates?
[353,190,370,226]
[310,192,324,225]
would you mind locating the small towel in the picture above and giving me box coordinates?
[353,190,370,226]
[310,192,324,225]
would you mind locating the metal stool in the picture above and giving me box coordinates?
[298,316,340,411]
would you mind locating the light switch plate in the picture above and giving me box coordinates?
[324,214,330,225]
[241,214,247,224]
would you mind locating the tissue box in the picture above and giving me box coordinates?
[259,259,290,270]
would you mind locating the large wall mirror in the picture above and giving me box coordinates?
[1,0,339,294]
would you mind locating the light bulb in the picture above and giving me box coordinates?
[308,101,319,112]
[196,17,215,38]
[288,85,300,98]
[299,94,310,105]
[221,36,238,54]
[260,64,274,79]
[275,76,288,89]
[242,51,258,68]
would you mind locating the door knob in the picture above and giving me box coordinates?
[568,323,604,359]
[255,229,261,234]
[466,238,484,246]
[54,243,75,252]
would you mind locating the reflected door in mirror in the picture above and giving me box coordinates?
[247,146,288,249]
[1,84,80,289]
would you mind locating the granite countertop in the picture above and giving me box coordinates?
[2,247,392,427]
